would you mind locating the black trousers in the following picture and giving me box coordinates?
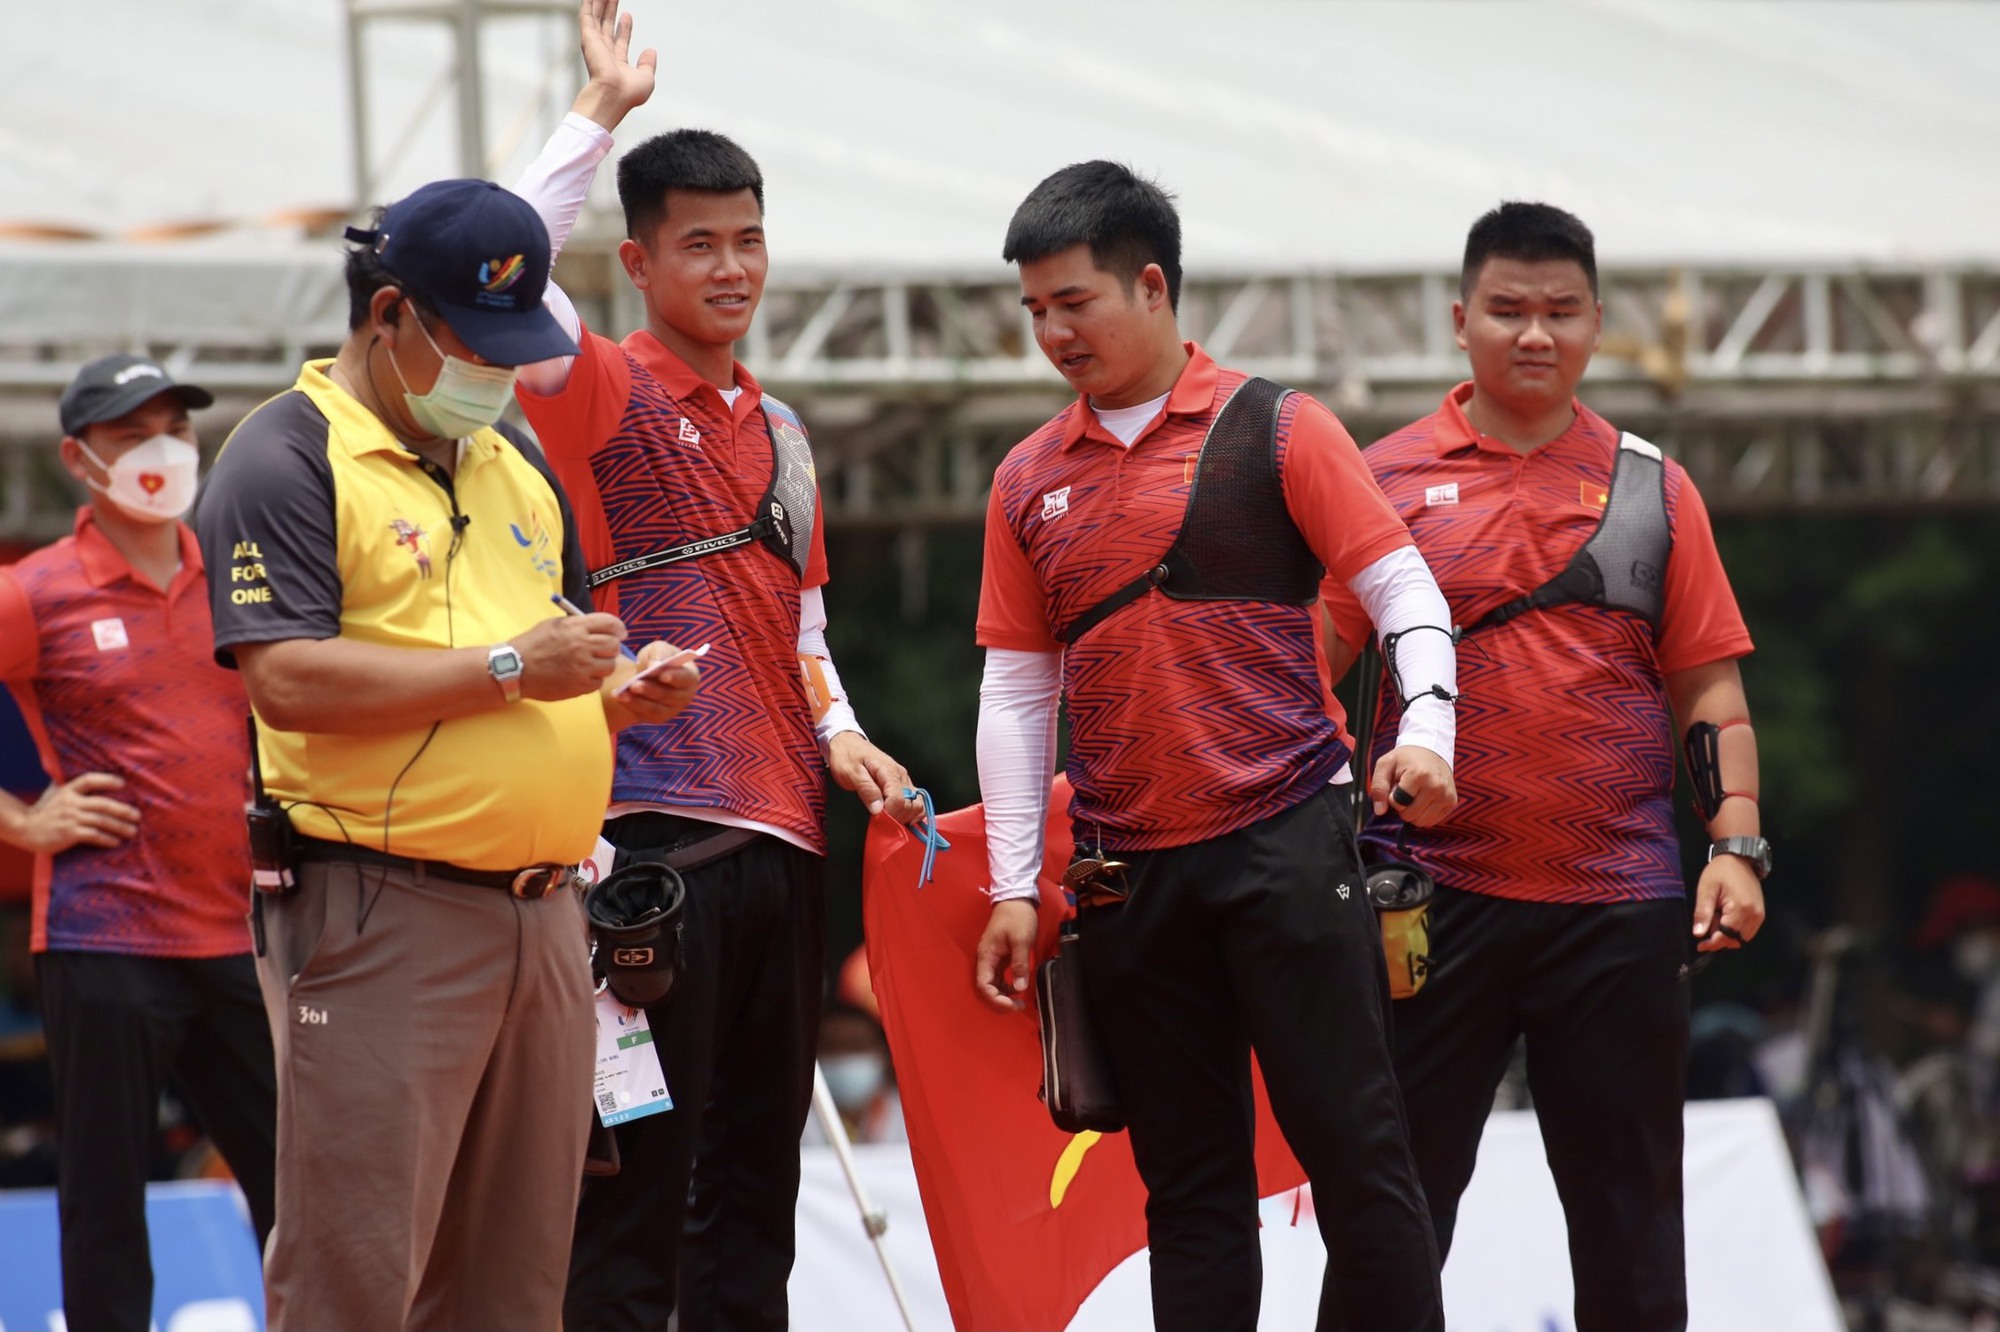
[1383,886,1691,1332]
[565,822,825,1332]
[1078,786,1443,1332]
[35,949,278,1332]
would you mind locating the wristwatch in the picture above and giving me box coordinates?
[1708,836,1772,880]
[486,644,525,704]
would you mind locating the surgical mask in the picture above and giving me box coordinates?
[820,1053,887,1113]
[78,434,199,524]
[388,315,518,440]
[1956,933,2000,982]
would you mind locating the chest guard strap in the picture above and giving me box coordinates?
[1055,377,1322,645]
[1454,432,1670,640]
[587,395,818,590]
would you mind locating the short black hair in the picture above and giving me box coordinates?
[617,130,765,242]
[1002,161,1183,311]
[341,207,438,332]
[1461,201,1598,299]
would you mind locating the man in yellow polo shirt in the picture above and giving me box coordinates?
[195,178,699,1332]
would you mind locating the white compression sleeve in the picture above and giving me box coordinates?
[797,586,863,755]
[517,112,612,261]
[976,648,1062,902]
[1348,545,1458,768]
[513,112,613,396]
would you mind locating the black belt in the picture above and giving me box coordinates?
[296,836,573,900]
[602,813,763,873]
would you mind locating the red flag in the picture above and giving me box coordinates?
[863,780,1305,1332]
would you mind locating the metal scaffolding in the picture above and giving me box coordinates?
[3,256,1998,541]
[4,0,1990,540]
[601,256,2000,525]
[344,0,577,207]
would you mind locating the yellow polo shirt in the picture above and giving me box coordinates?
[197,360,611,870]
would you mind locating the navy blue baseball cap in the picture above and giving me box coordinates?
[345,179,579,366]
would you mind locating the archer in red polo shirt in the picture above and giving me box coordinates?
[503,17,924,1328]
[0,511,252,952]
[979,342,1415,849]
[972,161,1456,1332]
[1323,384,1751,904]
[1319,203,1766,1332]
[0,355,274,1332]
[518,326,834,849]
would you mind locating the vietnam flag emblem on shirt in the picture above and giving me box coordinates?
[863,780,1305,1331]
[1581,478,1611,508]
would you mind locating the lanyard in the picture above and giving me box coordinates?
[902,787,950,888]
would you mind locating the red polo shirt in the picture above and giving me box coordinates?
[0,510,252,955]
[1322,383,1753,904]
[516,326,832,851]
[979,344,1412,851]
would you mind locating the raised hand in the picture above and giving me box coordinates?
[573,0,657,131]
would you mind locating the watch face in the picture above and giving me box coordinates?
[490,646,524,677]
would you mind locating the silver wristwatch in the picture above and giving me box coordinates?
[486,644,525,704]
[1707,835,1772,880]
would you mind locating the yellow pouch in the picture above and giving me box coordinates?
[1378,902,1432,1000]
[1366,860,1435,1000]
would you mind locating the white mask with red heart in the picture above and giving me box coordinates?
[77,434,200,524]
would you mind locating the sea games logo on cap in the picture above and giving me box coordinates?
[475,254,527,308]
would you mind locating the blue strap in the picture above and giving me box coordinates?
[902,787,950,887]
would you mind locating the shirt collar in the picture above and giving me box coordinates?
[1059,342,1221,451]
[622,329,764,423]
[1433,380,1593,459]
[294,359,509,471]
[72,507,203,590]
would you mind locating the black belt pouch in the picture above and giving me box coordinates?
[1036,924,1125,1134]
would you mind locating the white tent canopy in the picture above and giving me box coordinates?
[2,0,1997,269]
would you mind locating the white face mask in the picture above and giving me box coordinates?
[388,314,519,440]
[78,434,200,524]
[1956,933,2000,982]
[819,1052,888,1113]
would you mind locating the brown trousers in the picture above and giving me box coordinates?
[256,859,595,1332]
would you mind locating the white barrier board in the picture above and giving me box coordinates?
[792,1098,1842,1332]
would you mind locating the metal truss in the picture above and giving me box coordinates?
[714,260,2000,527]
[666,261,2000,394]
[343,0,577,210]
[3,259,1999,541]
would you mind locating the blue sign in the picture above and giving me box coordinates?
[0,1181,264,1332]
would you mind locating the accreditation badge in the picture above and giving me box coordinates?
[592,990,672,1126]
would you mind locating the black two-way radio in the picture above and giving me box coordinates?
[244,715,297,897]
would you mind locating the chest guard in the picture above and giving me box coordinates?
[586,393,818,590]
[1056,377,1322,644]
[1455,432,1671,640]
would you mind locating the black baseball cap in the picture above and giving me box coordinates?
[59,355,215,436]
[345,179,579,366]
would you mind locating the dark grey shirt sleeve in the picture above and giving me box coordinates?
[194,391,343,667]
